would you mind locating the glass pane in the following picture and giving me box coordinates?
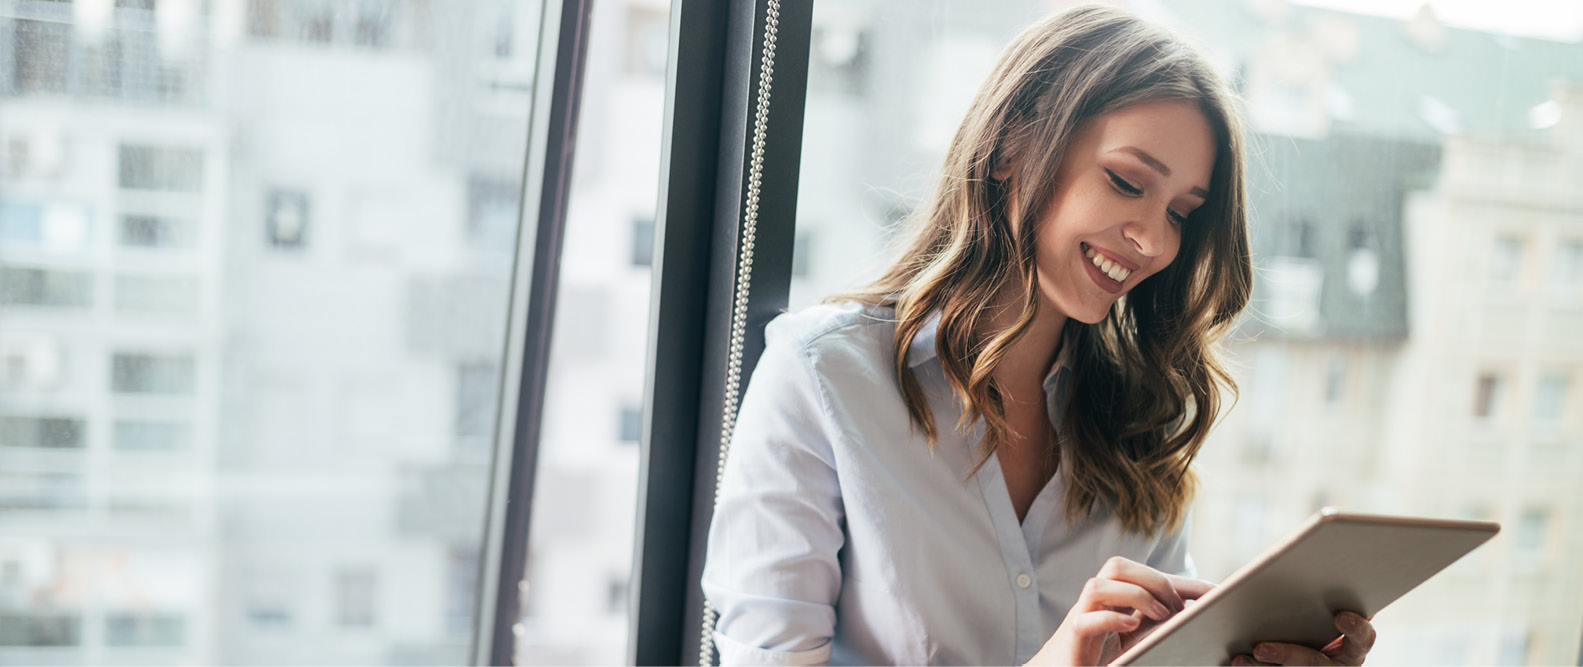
[0,0,542,663]
[515,0,670,663]
[793,1,1583,665]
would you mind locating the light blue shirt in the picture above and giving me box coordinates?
[702,302,1194,665]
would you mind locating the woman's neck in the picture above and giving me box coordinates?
[986,286,1068,398]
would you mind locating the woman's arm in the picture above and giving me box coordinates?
[701,319,847,666]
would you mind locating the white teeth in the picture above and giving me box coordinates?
[1083,245,1130,282]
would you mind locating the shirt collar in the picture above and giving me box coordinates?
[904,310,1078,388]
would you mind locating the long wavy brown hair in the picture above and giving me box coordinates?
[839,5,1252,536]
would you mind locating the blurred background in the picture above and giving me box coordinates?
[0,0,1578,665]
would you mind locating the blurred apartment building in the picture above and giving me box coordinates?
[1,0,538,663]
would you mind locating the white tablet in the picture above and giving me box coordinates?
[1111,508,1500,666]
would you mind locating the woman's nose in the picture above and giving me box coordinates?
[1123,215,1173,258]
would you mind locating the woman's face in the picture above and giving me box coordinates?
[1008,99,1216,325]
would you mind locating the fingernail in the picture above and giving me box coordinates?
[1254,644,1274,660]
[1339,613,1358,630]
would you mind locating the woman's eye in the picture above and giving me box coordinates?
[1105,169,1143,197]
[1168,209,1189,226]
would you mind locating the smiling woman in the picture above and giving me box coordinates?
[695,5,1343,666]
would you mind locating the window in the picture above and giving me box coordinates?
[618,404,642,443]
[631,217,654,267]
[1516,508,1550,559]
[105,612,185,647]
[9,19,70,95]
[110,353,196,395]
[114,275,199,317]
[0,472,87,511]
[118,145,204,192]
[120,215,192,249]
[265,189,310,249]
[336,568,377,628]
[1533,373,1569,423]
[4,0,542,663]
[456,363,499,439]
[0,613,80,647]
[1491,234,1523,283]
[0,416,85,449]
[0,267,92,307]
[113,420,193,451]
[793,230,815,278]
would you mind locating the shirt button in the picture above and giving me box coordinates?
[1016,573,1032,589]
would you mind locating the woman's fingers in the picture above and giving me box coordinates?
[1078,577,1174,621]
[1095,557,1187,613]
[1230,655,1276,667]
[1327,612,1375,665]
[1165,573,1216,600]
[1252,641,1332,666]
[1071,608,1141,636]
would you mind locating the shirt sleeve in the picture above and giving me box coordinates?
[701,318,847,666]
[1145,511,1198,579]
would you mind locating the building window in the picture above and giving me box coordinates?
[1490,234,1522,283]
[1515,508,1550,559]
[630,217,654,267]
[1,203,44,243]
[0,267,93,308]
[618,404,642,444]
[117,145,204,192]
[1533,373,1569,423]
[246,605,291,629]
[113,420,193,451]
[104,612,185,647]
[266,189,310,249]
[120,215,191,249]
[336,567,377,628]
[1472,373,1502,419]
[11,20,71,95]
[0,613,81,647]
[0,416,86,449]
[114,275,199,317]
[793,231,816,279]
[455,363,499,438]
[111,353,196,395]
[466,176,519,248]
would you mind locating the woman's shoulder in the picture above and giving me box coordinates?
[765,300,899,365]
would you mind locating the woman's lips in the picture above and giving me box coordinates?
[1081,243,1125,294]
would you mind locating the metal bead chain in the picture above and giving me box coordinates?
[700,1,779,665]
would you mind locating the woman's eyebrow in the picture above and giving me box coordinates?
[1111,146,1172,176]
[1110,146,1210,199]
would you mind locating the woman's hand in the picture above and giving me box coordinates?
[1026,556,1214,666]
[1230,611,1376,666]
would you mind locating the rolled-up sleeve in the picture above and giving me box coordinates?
[701,318,847,666]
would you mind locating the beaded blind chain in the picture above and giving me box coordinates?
[699,1,780,665]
